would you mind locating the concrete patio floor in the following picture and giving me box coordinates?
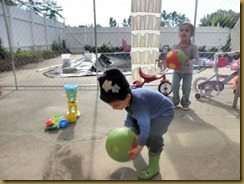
[0,83,241,180]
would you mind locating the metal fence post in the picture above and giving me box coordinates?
[1,0,18,90]
[93,0,99,90]
[193,0,198,43]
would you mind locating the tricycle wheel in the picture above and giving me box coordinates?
[158,81,172,96]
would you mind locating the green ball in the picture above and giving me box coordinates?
[177,49,187,67]
[105,127,138,162]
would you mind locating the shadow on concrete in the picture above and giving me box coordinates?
[43,122,76,142]
[165,108,240,180]
[108,167,138,180]
[57,123,76,141]
[196,95,240,115]
[107,148,163,180]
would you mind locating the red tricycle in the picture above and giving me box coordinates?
[132,62,172,96]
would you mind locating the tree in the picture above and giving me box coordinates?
[122,18,128,27]
[122,16,131,27]
[109,17,117,27]
[15,0,43,15]
[161,10,190,27]
[14,0,64,20]
[0,38,10,59]
[42,0,63,20]
[0,0,17,6]
[78,24,102,27]
[199,10,238,28]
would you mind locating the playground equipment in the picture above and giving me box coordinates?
[132,60,172,96]
[165,49,186,70]
[192,50,240,99]
[64,84,80,123]
[105,127,138,162]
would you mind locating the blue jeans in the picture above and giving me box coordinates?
[172,72,192,106]
[146,115,173,153]
[125,114,173,153]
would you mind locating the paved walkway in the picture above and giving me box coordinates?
[0,80,240,180]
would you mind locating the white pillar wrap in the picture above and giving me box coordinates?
[131,0,162,80]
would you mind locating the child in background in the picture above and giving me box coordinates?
[98,67,174,180]
[172,23,199,110]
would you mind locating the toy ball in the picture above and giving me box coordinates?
[105,127,138,162]
[165,49,186,70]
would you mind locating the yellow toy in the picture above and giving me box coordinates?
[64,84,80,123]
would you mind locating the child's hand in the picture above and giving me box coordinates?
[185,57,189,66]
[128,145,143,160]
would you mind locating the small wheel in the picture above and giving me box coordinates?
[195,93,201,99]
[158,81,172,96]
[192,76,213,97]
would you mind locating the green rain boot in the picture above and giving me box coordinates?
[138,152,161,180]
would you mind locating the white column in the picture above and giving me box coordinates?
[131,0,162,80]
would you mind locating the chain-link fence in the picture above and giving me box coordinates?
[0,0,240,90]
[0,1,240,180]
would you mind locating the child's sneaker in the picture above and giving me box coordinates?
[182,105,190,111]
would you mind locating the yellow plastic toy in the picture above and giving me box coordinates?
[64,84,80,123]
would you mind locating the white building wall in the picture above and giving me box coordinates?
[66,26,231,53]
[231,19,240,51]
[0,3,65,52]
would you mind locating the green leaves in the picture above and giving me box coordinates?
[199,9,238,28]
[161,10,190,27]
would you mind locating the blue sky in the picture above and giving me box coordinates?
[56,0,240,27]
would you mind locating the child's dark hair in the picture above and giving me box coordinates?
[98,67,131,103]
[179,23,195,37]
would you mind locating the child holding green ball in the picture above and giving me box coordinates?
[98,67,174,180]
